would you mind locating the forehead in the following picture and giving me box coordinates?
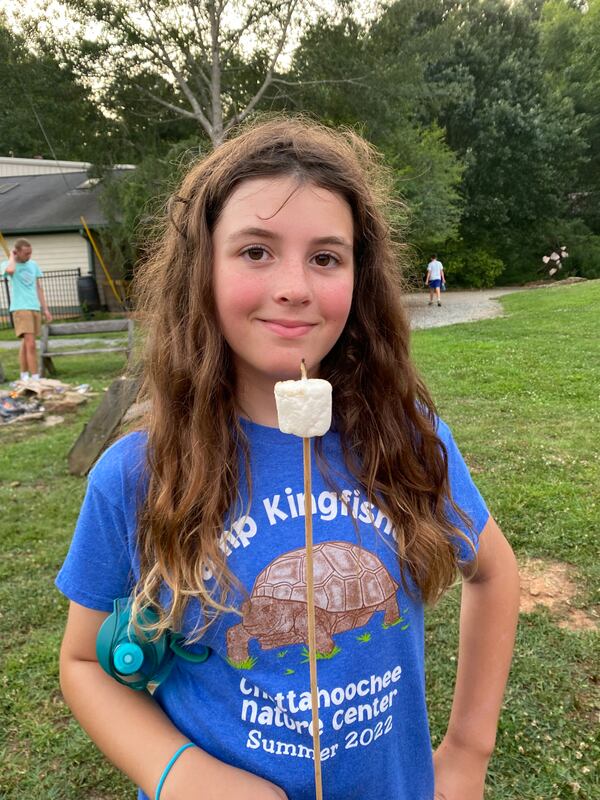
[216,176,353,234]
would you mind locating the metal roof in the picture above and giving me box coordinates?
[0,170,128,234]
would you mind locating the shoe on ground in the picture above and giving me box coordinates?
[428,301,433,306]
[437,302,442,307]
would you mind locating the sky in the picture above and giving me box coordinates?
[5,1,384,46]
[4,0,384,84]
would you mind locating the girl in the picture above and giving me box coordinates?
[56,117,519,800]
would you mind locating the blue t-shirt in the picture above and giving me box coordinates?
[56,418,489,800]
[0,259,42,311]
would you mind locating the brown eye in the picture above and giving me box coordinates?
[314,252,338,268]
[247,247,265,261]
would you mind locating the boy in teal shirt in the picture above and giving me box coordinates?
[0,239,52,381]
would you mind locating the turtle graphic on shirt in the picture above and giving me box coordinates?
[226,542,400,663]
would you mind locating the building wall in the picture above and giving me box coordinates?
[4,232,90,273]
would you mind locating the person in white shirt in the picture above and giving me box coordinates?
[426,255,445,307]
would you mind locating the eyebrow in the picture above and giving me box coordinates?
[226,226,353,251]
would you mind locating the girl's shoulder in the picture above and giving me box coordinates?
[434,415,453,443]
[87,430,149,503]
[433,415,469,467]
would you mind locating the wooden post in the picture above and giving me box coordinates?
[67,375,142,475]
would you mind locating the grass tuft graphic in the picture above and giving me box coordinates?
[226,656,257,670]
[382,617,404,629]
[300,645,341,662]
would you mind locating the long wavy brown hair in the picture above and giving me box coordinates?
[131,115,473,640]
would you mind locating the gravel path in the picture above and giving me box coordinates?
[404,287,524,330]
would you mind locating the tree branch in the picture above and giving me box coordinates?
[138,87,200,120]
[224,0,299,134]
[137,0,213,134]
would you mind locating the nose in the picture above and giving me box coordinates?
[273,260,313,306]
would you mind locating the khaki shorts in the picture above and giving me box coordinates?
[13,310,42,338]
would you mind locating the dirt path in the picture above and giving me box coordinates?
[404,287,524,330]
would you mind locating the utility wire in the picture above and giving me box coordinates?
[9,55,77,193]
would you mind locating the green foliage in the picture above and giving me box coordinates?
[539,219,600,280]
[97,138,209,278]
[444,245,505,288]
[287,5,464,249]
[425,0,587,278]
[540,0,600,234]
[0,14,110,161]
[383,124,464,245]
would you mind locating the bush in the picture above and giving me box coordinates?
[444,247,505,288]
[540,219,600,280]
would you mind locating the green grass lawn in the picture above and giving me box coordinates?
[1,282,598,798]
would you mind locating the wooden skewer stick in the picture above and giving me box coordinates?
[300,359,323,800]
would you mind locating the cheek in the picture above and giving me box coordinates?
[319,276,354,327]
[214,272,265,330]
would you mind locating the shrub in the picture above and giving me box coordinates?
[541,219,600,280]
[444,247,505,288]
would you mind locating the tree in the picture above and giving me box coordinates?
[0,13,109,160]
[540,0,600,235]
[97,138,207,279]
[284,4,465,250]
[423,0,587,281]
[60,0,311,146]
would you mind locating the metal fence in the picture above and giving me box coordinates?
[0,268,83,329]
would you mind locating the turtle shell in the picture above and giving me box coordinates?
[252,542,399,613]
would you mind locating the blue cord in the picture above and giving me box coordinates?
[155,742,196,800]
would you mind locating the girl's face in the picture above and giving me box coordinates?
[212,176,354,387]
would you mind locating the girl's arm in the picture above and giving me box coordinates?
[60,601,287,800]
[433,516,520,800]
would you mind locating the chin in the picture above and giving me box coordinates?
[263,354,319,381]
[267,362,308,381]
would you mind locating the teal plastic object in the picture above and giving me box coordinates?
[96,597,209,691]
[113,641,145,674]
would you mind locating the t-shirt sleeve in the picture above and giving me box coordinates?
[55,476,136,612]
[437,417,490,561]
[34,262,43,278]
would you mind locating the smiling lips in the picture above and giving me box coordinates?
[260,319,317,339]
